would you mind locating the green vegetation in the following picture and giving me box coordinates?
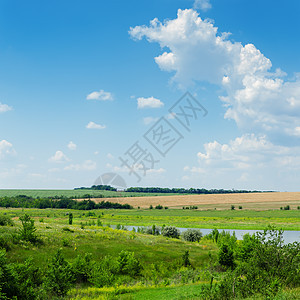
[0,195,133,210]
[0,203,299,299]
[0,208,298,299]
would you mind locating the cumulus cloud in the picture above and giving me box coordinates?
[193,0,212,12]
[86,90,113,101]
[49,150,69,163]
[64,160,97,171]
[129,9,300,140]
[0,103,13,113]
[0,140,16,159]
[137,96,164,109]
[86,121,106,130]
[67,141,77,151]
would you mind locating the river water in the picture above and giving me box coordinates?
[112,225,300,244]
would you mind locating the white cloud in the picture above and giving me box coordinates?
[49,150,69,163]
[193,0,212,12]
[86,121,106,130]
[143,116,159,125]
[147,168,166,174]
[0,140,16,159]
[107,153,114,159]
[0,103,13,113]
[86,90,113,101]
[137,96,164,109]
[67,141,77,151]
[129,9,300,140]
[64,160,97,171]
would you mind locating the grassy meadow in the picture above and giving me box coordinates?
[0,192,299,299]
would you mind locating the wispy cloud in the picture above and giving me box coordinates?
[0,103,13,113]
[49,150,69,163]
[86,121,106,130]
[86,90,113,101]
[67,141,77,151]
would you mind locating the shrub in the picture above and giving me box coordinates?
[19,214,41,244]
[116,250,142,277]
[218,243,235,269]
[0,233,13,251]
[238,206,243,209]
[91,256,116,287]
[284,205,290,210]
[162,226,180,239]
[44,249,73,297]
[182,250,191,267]
[155,204,163,209]
[72,253,93,283]
[68,213,73,225]
[0,214,14,226]
[149,205,153,209]
[231,205,235,210]
[182,229,202,242]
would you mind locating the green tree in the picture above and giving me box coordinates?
[68,213,73,225]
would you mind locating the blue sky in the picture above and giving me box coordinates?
[0,0,299,191]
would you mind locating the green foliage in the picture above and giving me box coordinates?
[72,253,93,283]
[19,214,41,244]
[182,250,191,267]
[162,226,180,239]
[91,256,117,287]
[0,233,13,251]
[231,205,235,210]
[44,249,73,297]
[116,250,142,277]
[218,243,235,269]
[182,229,202,242]
[68,212,73,225]
[155,204,163,209]
[0,213,14,226]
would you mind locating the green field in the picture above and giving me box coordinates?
[0,207,299,299]
[0,189,179,198]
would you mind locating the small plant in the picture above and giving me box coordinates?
[231,205,235,210]
[97,219,102,226]
[162,226,180,239]
[182,250,191,267]
[62,227,74,233]
[238,206,243,210]
[39,218,44,223]
[182,229,202,242]
[68,213,73,225]
[45,249,73,297]
[19,214,40,244]
[62,238,71,247]
[0,214,14,226]
[297,206,300,210]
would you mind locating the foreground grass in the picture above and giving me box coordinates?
[67,285,300,300]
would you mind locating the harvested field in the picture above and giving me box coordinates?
[92,192,300,210]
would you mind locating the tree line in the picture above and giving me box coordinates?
[0,195,132,210]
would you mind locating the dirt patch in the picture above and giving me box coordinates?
[88,192,300,210]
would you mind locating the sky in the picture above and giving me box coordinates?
[0,0,299,191]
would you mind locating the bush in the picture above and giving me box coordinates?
[0,214,14,226]
[284,205,290,210]
[91,256,116,287]
[44,249,73,297]
[218,243,235,269]
[182,229,202,242]
[238,206,242,209]
[116,250,142,277]
[19,214,41,244]
[0,233,13,251]
[155,204,163,209]
[231,205,235,210]
[162,226,180,239]
[72,253,93,283]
